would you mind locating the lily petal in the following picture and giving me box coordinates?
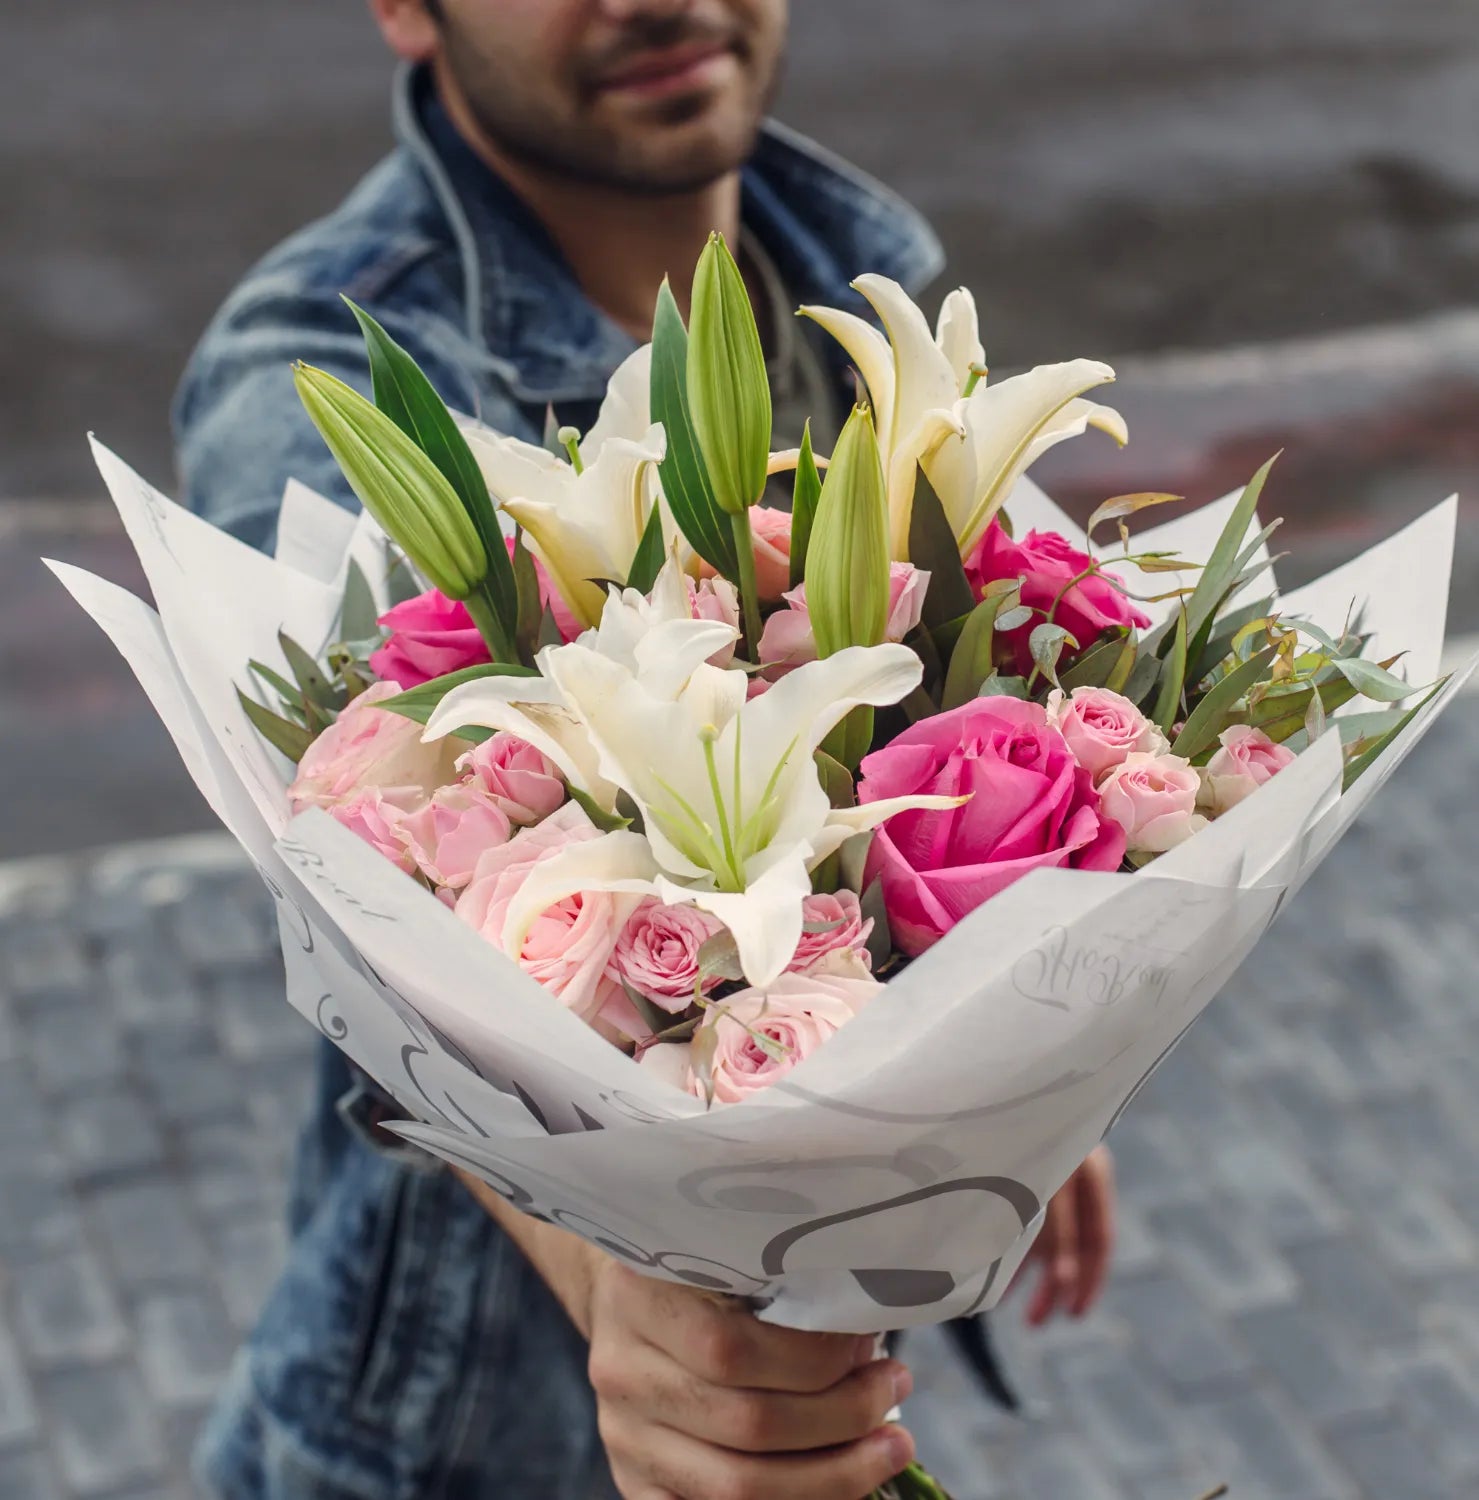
[796,303,897,443]
[580,344,652,459]
[935,287,985,390]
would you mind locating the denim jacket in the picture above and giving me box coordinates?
[178,64,942,1500]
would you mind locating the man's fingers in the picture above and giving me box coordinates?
[598,1335,909,1453]
[610,1416,916,1500]
[1071,1147,1116,1316]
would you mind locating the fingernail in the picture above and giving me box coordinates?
[880,1424,914,1471]
[891,1364,914,1405]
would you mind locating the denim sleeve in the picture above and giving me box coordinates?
[172,288,488,556]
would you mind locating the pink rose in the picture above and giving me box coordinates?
[964,519,1150,674]
[1099,752,1207,853]
[700,505,792,601]
[758,563,929,675]
[685,576,742,668]
[288,680,462,814]
[1046,686,1168,783]
[459,732,566,825]
[858,697,1126,955]
[454,804,631,1026]
[1198,725,1296,816]
[326,788,417,872]
[671,971,881,1103]
[608,899,725,1013]
[788,891,872,973]
[369,545,580,691]
[398,783,513,889]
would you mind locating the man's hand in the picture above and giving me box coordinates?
[1017,1145,1117,1326]
[457,1170,915,1500]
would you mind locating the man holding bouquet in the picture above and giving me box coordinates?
[175,1,1116,1495]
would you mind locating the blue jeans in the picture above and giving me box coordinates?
[197,1042,620,1499]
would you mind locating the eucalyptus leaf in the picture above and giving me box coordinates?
[942,590,1014,709]
[1181,456,1277,650]
[1343,680,1444,790]
[1105,634,1138,694]
[1189,594,1276,681]
[994,605,1034,632]
[1086,491,1182,540]
[1029,622,1078,690]
[1330,655,1418,703]
[278,631,343,711]
[1122,649,1163,709]
[619,978,678,1042]
[696,929,746,983]
[237,688,315,764]
[1152,608,1188,732]
[977,673,1030,700]
[1171,642,1278,759]
[340,558,381,643]
[249,659,305,716]
[859,878,893,973]
[838,830,874,895]
[1059,634,1128,692]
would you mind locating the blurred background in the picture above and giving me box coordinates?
[4,3,1479,1498]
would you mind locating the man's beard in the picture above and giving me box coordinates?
[438,11,779,197]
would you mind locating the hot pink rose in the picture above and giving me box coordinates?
[655,971,881,1103]
[1198,725,1296,816]
[964,519,1149,674]
[608,899,725,1013]
[759,563,929,675]
[454,804,632,1026]
[858,697,1126,954]
[788,891,873,973]
[700,505,792,601]
[288,680,462,814]
[369,545,580,690]
[1099,752,1206,853]
[326,788,418,872]
[459,732,566,825]
[398,783,513,889]
[1046,686,1169,783]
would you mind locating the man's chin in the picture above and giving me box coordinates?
[594,106,763,194]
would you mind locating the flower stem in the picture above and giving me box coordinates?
[462,584,516,665]
[729,507,765,657]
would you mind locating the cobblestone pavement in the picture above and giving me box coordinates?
[3,702,1479,1499]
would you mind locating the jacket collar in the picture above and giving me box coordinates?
[391,64,943,405]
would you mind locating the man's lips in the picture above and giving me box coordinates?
[593,39,736,98]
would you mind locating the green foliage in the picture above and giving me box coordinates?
[788,421,823,590]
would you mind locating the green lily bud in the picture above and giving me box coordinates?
[804,404,890,658]
[687,231,772,516]
[294,363,488,600]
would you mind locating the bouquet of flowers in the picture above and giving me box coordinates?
[55,235,1471,1500]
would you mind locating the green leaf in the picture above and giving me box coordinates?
[568,784,633,833]
[1122,648,1163,708]
[993,605,1034,632]
[1181,456,1277,651]
[1171,643,1279,759]
[1086,491,1182,540]
[942,585,1018,709]
[859,878,893,973]
[237,687,315,764]
[908,466,976,629]
[1189,594,1276,681]
[1247,675,1362,742]
[1105,635,1139,693]
[625,503,666,595]
[344,299,519,645]
[788,421,822,590]
[1329,655,1418,703]
[278,632,341,712]
[1342,680,1445,790]
[977,673,1030,700]
[510,528,544,664]
[838,830,874,895]
[1152,608,1188,732]
[1029,622,1078,690]
[340,558,381,643]
[1059,633,1130,692]
[379,661,537,726]
[249,659,305,717]
[813,748,857,809]
[650,280,739,577]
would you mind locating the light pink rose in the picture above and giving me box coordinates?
[454,804,631,1025]
[964,519,1149,674]
[685,576,742,668]
[288,680,461,814]
[608,899,725,1013]
[1198,725,1296,815]
[788,891,872,973]
[398,783,513,889]
[1099,752,1207,853]
[858,697,1126,955]
[758,563,929,675]
[700,505,792,601]
[459,732,566,825]
[327,788,417,872]
[685,971,882,1103]
[1046,686,1169,784]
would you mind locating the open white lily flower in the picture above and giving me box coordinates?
[802,275,1126,559]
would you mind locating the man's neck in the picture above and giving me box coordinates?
[435,75,741,341]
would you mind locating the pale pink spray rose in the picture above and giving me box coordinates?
[398,783,513,890]
[858,697,1126,955]
[288,680,462,813]
[454,804,637,1029]
[788,890,873,973]
[1099,752,1207,854]
[1045,686,1169,784]
[326,788,418,872]
[1198,725,1297,815]
[458,732,566,826]
[643,970,882,1104]
[607,899,726,1013]
[759,563,929,674]
[685,576,743,668]
[699,505,793,601]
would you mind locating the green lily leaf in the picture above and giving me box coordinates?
[1171,643,1279,759]
[380,661,537,726]
[788,420,822,590]
[568,784,634,833]
[813,748,857,810]
[908,466,976,629]
[625,503,666,596]
[510,528,543,665]
[941,582,1019,710]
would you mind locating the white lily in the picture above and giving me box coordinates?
[459,346,666,628]
[801,275,1126,559]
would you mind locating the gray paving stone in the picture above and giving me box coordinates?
[57,1086,166,1185]
[210,1218,288,1332]
[10,1251,129,1368]
[103,935,202,1033]
[1205,1136,1348,1247]
[86,1180,212,1294]
[1377,1344,1479,1480]
[0,1448,63,1500]
[1147,1200,1299,1315]
[27,996,125,1098]
[1323,1414,1456,1500]
[1051,1347,1191,1478]
[0,1170,85,1263]
[0,1319,39,1447]
[136,1291,236,1411]
[1005,1428,1134,1500]
[39,1363,168,1497]
[165,885,272,971]
[181,1120,274,1225]
[0,1058,61,1164]
[1234,1304,1387,1426]
[211,970,309,1065]
[0,918,90,999]
[1284,1237,1423,1346]
[1107,1271,1253,1392]
[1187,1388,1356,1500]
[134,1045,246,1130]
